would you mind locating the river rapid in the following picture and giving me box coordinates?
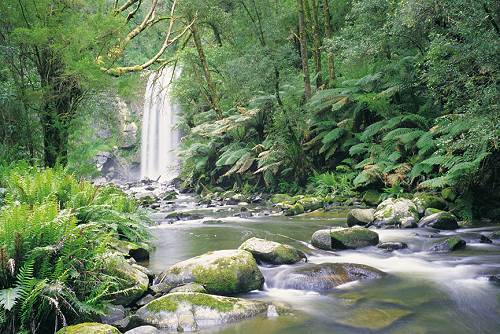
[133,187,500,334]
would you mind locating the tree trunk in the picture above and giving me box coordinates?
[297,0,312,100]
[36,48,82,167]
[322,0,335,85]
[309,0,323,89]
[190,21,222,118]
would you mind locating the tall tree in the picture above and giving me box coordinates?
[322,0,335,84]
[297,0,312,99]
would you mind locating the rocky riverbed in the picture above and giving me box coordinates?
[60,181,500,334]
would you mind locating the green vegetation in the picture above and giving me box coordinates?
[0,164,149,333]
[146,293,236,313]
[169,0,499,223]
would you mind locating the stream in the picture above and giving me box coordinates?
[133,187,500,334]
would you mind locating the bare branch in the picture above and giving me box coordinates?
[103,1,195,76]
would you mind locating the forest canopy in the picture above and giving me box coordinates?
[1,0,499,219]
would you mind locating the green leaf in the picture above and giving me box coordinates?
[0,287,20,311]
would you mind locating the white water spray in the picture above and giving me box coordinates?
[140,67,181,181]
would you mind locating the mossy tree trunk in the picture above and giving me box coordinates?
[36,48,82,167]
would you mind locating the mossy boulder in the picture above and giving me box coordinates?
[56,323,120,334]
[424,207,443,217]
[170,283,207,293]
[265,263,385,291]
[270,193,294,204]
[238,237,306,265]
[152,249,264,295]
[418,212,458,230]
[311,227,379,250]
[284,202,304,216]
[135,193,157,206]
[373,198,420,228]
[135,292,271,331]
[296,196,324,212]
[412,193,447,215]
[110,239,150,261]
[430,237,466,252]
[103,253,149,306]
[362,189,382,206]
[347,208,375,227]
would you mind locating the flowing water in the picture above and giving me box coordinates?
[143,193,500,334]
[136,66,499,333]
[140,67,181,181]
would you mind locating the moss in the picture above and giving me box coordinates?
[146,293,236,313]
[330,227,379,249]
[146,295,179,312]
[284,203,304,216]
[170,266,182,275]
[446,236,465,250]
[383,208,393,218]
[270,194,294,204]
[273,245,303,264]
[56,323,120,334]
[192,259,239,294]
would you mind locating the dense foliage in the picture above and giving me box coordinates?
[0,164,149,333]
[171,0,499,221]
[1,0,499,222]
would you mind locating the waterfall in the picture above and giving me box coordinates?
[140,66,181,181]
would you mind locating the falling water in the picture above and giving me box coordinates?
[140,66,181,181]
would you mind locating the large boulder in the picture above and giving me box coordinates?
[284,202,304,216]
[103,253,149,306]
[412,193,447,215]
[418,212,459,230]
[110,239,150,261]
[56,323,120,334]
[265,263,384,291]
[430,237,466,252]
[238,237,306,265]
[347,209,375,227]
[135,292,271,331]
[124,326,160,334]
[170,283,207,293]
[311,227,379,250]
[152,250,264,295]
[373,198,420,228]
[270,193,294,204]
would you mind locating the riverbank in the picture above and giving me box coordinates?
[57,179,500,334]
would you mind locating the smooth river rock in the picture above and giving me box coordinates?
[124,326,160,334]
[311,227,379,250]
[238,237,306,264]
[56,323,120,334]
[152,249,264,295]
[135,292,272,331]
[418,211,459,230]
[347,208,375,227]
[373,198,420,228]
[378,241,408,251]
[430,237,466,252]
[412,193,447,215]
[102,253,149,306]
[265,263,385,291]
